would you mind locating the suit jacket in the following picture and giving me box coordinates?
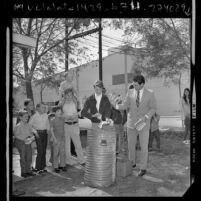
[117,88,157,131]
[81,94,112,123]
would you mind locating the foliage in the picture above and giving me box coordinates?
[110,18,190,97]
[12,18,99,102]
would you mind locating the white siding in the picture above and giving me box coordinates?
[14,52,190,116]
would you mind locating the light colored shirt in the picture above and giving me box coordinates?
[181,98,190,117]
[14,122,33,141]
[63,101,77,117]
[29,111,50,130]
[95,93,102,112]
[133,88,144,102]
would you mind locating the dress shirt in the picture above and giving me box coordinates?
[133,87,144,102]
[29,111,50,130]
[95,93,102,112]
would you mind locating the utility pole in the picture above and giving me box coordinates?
[124,48,128,96]
[99,18,102,81]
[65,18,69,72]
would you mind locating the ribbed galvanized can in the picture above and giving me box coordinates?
[84,123,116,188]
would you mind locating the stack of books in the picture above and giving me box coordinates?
[134,119,146,131]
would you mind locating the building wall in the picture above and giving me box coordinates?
[14,53,190,116]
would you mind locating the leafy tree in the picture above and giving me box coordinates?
[13,18,98,103]
[110,18,190,97]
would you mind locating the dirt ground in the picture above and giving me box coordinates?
[13,129,190,197]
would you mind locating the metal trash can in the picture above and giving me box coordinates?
[84,123,116,188]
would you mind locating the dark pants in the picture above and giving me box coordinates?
[15,138,32,174]
[148,129,160,149]
[114,124,124,153]
[184,116,190,140]
[35,130,48,170]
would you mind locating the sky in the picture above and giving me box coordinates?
[68,24,127,70]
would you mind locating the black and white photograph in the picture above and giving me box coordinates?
[5,0,197,198]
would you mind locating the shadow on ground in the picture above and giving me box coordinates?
[14,130,190,197]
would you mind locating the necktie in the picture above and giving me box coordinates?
[136,90,140,107]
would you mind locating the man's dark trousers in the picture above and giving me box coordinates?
[35,130,48,170]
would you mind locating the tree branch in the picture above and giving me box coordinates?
[161,19,190,61]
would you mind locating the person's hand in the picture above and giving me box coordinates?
[92,113,102,120]
[35,132,39,138]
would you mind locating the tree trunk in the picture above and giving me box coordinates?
[25,79,34,102]
[178,73,182,98]
[40,84,44,103]
[40,90,43,102]
[22,48,34,103]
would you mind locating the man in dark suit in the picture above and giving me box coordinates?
[115,75,157,176]
[81,80,112,125]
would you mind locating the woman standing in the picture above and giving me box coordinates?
[181,88,191,144]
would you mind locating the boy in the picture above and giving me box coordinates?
[148,113,160,152]
[13,110,36,178]
[47,112,55,166]
[50,106,67,173]
[29,103,50,173]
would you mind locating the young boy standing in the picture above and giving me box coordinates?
[14,110,36,178]
[29,103,50,173]
[50,106,67,173]
[148,113,160,152]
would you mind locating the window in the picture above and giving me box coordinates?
[112,73,133,85]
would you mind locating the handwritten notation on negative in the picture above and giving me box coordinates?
[13,0,191,17]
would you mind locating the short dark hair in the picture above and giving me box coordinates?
[133,75,145,85]
[52,106,62,113]
[64,87,74,95]
[36,102,45,108]
[24,99,32,107]
[18,110,28,117]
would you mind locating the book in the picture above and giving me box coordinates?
[134,118,146,131]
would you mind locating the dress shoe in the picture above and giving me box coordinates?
[148,147,153,152]
[138,169,146,176]
[61,166,67,172]
[54,168,60,173]
[13,189,25,196]
[36,169,43,174]
[21,173,28,178]
[26,172,36,177]
[132,164,136,168]
[31,167,38,172]
[80,163,86,167]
